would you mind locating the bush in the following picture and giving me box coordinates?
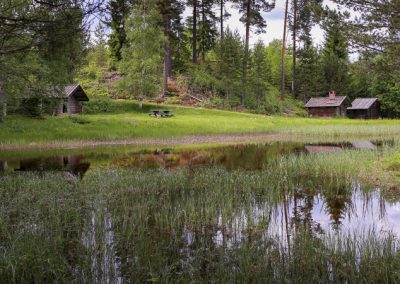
[187,65,222,94]
[264,86,283,114]
[165,96,181,105]
[84,97,116,114]
[19,97,60,117]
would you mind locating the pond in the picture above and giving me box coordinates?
[0,138,399,282]
[0,139,390,176]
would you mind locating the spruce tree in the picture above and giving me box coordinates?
[248,41,271,108]
[107,0,131,63]
[217,28,244,106]
[320,12,350,96]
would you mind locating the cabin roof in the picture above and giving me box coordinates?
[347,98,378,110]
[305,96,348,108]
[64,84,89,101]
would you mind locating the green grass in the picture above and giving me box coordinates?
[1,146,400,282]
[1,100,400,145]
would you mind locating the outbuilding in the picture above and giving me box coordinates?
[305,91,350,117]
[347,98,380,119]
[56,84,89,115]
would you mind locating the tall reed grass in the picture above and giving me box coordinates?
[1,145,399,283]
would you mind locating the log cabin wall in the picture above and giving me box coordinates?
[67,95,83,114]
[308,107,338,117]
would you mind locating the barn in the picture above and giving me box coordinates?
[347,98,380,119]
[305,91,351,117]
[56,84,89,115]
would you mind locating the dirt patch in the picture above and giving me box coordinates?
[0,133,290,151]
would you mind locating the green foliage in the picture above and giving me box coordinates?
[19,96,61,118]
[386,151,400,171]
[1,100,400,145]
[107,0,130,64]
[84,97,117,114]
[187,64,222,94]
[320,12,350,96]
[119,1,164,98]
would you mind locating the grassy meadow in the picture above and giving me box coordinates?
[1,100,400,146]
[2,99,400,283]
[1,145,400,283]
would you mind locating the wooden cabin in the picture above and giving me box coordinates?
[347,98,380,119]
[305,91,351,117]
[56,84,89,115]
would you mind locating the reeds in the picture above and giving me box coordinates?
[1,145,400,283]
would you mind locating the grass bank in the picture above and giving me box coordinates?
[1,145,400,282]
[1,100,400,146]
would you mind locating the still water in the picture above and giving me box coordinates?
[1,139,399,282]
[0,140,388,177]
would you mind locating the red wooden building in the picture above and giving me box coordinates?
[347,98,380,119]
[305,91,350,117]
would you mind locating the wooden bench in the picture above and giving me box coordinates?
[148,110,173,118]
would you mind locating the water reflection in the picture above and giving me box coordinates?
[10,155,90,178]
[82,210,123,284]
[0,140,389,173]
[210,185,400,250]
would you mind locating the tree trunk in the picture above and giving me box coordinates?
[163,44,172,97]
[0,82,6,124]
[163,8,172,97]
[201,0,206,62]
[220,0,224,39]
[291,0,297,98]
[192,0,197,64]
[139,97,143,110]
[281,0,289,101]
[242,0,251,106]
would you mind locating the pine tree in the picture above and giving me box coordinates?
[157,0,184,96]
[232,0,275,105]
[198,0,218,62]
[107,0,131,63]
[187,0,199,63]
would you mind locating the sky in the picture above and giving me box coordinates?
[183,0,339,48]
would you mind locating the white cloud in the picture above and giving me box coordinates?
[183,0,332,47]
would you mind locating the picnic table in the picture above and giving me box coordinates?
[148,109,173,118]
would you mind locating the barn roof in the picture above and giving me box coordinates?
[64,84,89,101]
[347,98,378,110]
[305,96,348,108]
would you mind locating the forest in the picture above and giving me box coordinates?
[0,0,399,120]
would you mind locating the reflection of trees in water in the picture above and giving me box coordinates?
[110,142,304,170]
[0,160,8,171]
[14,155,90,178]
[291,191,324,235]
[290,186,353,235]
[323,187,352,229]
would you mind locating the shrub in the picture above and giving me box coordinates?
[83,97,116,114]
